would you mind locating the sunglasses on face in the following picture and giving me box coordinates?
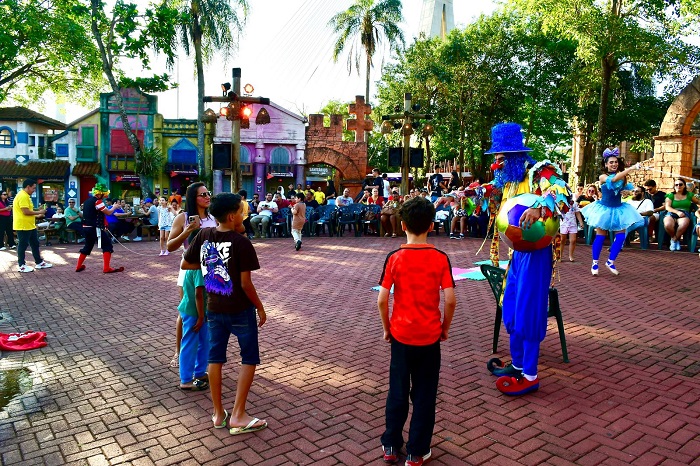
[198,192,212,198]
[674,183,685,186]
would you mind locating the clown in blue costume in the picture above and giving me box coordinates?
[580,148,643,276]
[484,123,572,396]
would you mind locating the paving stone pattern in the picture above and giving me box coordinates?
[0,237,699,465]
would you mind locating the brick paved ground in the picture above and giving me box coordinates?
[0,234,699,466]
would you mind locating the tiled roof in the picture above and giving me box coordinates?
[0,107,66,130]
[72,162,101,176]
[0,159,70,179]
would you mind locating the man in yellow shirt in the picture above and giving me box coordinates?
[312,186,326,206]
[13,179,53,273]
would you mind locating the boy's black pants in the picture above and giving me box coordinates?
[381,338,440,457]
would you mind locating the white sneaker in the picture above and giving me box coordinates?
[18,265,34,273]
[133,237,142,242]
[35,261,53,269]
[163,250,169,256]
[0,247,6,251]
[10,245,16,249]
[121,236,130,242]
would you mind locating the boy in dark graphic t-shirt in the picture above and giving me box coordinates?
[182,193,268,435]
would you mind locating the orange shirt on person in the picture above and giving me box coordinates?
[379,244,455,346]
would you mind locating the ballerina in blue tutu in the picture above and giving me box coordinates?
[581,147,643,276]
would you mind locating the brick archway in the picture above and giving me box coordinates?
[305,96,372,197]
[651,75,700,191]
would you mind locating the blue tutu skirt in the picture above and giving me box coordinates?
[580,201,643,231]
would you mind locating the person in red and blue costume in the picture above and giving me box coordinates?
[74,183,124,273]
[485,123,572,396]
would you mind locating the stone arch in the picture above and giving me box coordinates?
[305,108,370,197]
[652,75,700,191]
[305,144,367,196]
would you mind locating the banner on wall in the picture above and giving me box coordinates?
[305,166,332,178]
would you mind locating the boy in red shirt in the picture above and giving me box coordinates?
[377,196,456,466]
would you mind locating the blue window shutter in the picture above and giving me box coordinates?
[55,144,69,157]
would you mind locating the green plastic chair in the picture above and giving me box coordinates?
[480,264,569,363]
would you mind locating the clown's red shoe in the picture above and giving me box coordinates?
[496,375,539,396]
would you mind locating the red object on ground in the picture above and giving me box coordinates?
[0,332,47,351]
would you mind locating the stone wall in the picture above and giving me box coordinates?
[304,97,371,197]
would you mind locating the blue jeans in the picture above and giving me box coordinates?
[179,311,209,384]
[207,307,260,365]
[381,338,440,458]
[17,229,43,266]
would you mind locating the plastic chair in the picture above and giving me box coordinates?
[336,205,361,237]
[480,264,569,363]
[271,208,291,238]
[361,204,381,235]
[302,207,315,237]
[315,205,337,237]
[625,220,649,249]
[657,210,698,251]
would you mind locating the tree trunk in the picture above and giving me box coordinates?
[365,52,371,104]
[594,55,615,176]
[194,17,206,183]
[90,0,151,198]
[458,101,465,175]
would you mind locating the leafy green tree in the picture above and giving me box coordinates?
[86,0,182,198]
[175,0,248,181]
[329,0,405,103]
[509,0,700,181]
[0,0,103,105]
[318,99,354,141]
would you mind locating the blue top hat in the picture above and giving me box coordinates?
[484,122,532,154]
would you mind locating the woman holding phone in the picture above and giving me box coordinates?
[166,182,218,367]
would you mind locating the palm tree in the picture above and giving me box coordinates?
[177,0,248,181]
[330,0,405,103]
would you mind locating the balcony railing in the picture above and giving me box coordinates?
[76,146,97,162]
[107,153,136,171]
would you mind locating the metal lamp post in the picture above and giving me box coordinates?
[381,93,432,195]
[203,68,270,193]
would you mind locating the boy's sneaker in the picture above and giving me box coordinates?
[0,246,6,250]
[459,233,465,240]
[449,233,457,239]
[10,245,16,249]
[121,236,130,242]
[35,261,53,269]
[18,264,34,273]
[382,446,398,464]
[132,236,142,242]
[295,240,302,251]
[405,450,431,466]
[591,262,599,276]
[496,375,539,396]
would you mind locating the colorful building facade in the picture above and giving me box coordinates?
[212,102,307,196]
[0,107,68,206]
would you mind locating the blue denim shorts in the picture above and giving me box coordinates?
[207,307,260,365]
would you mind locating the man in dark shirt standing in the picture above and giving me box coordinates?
[643,179,666,241]
[427,173,446,201]
[75,183,124,273]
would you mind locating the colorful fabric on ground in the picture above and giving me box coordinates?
[0,332,47,351]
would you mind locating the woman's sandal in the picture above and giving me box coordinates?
[212,410,229,429]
